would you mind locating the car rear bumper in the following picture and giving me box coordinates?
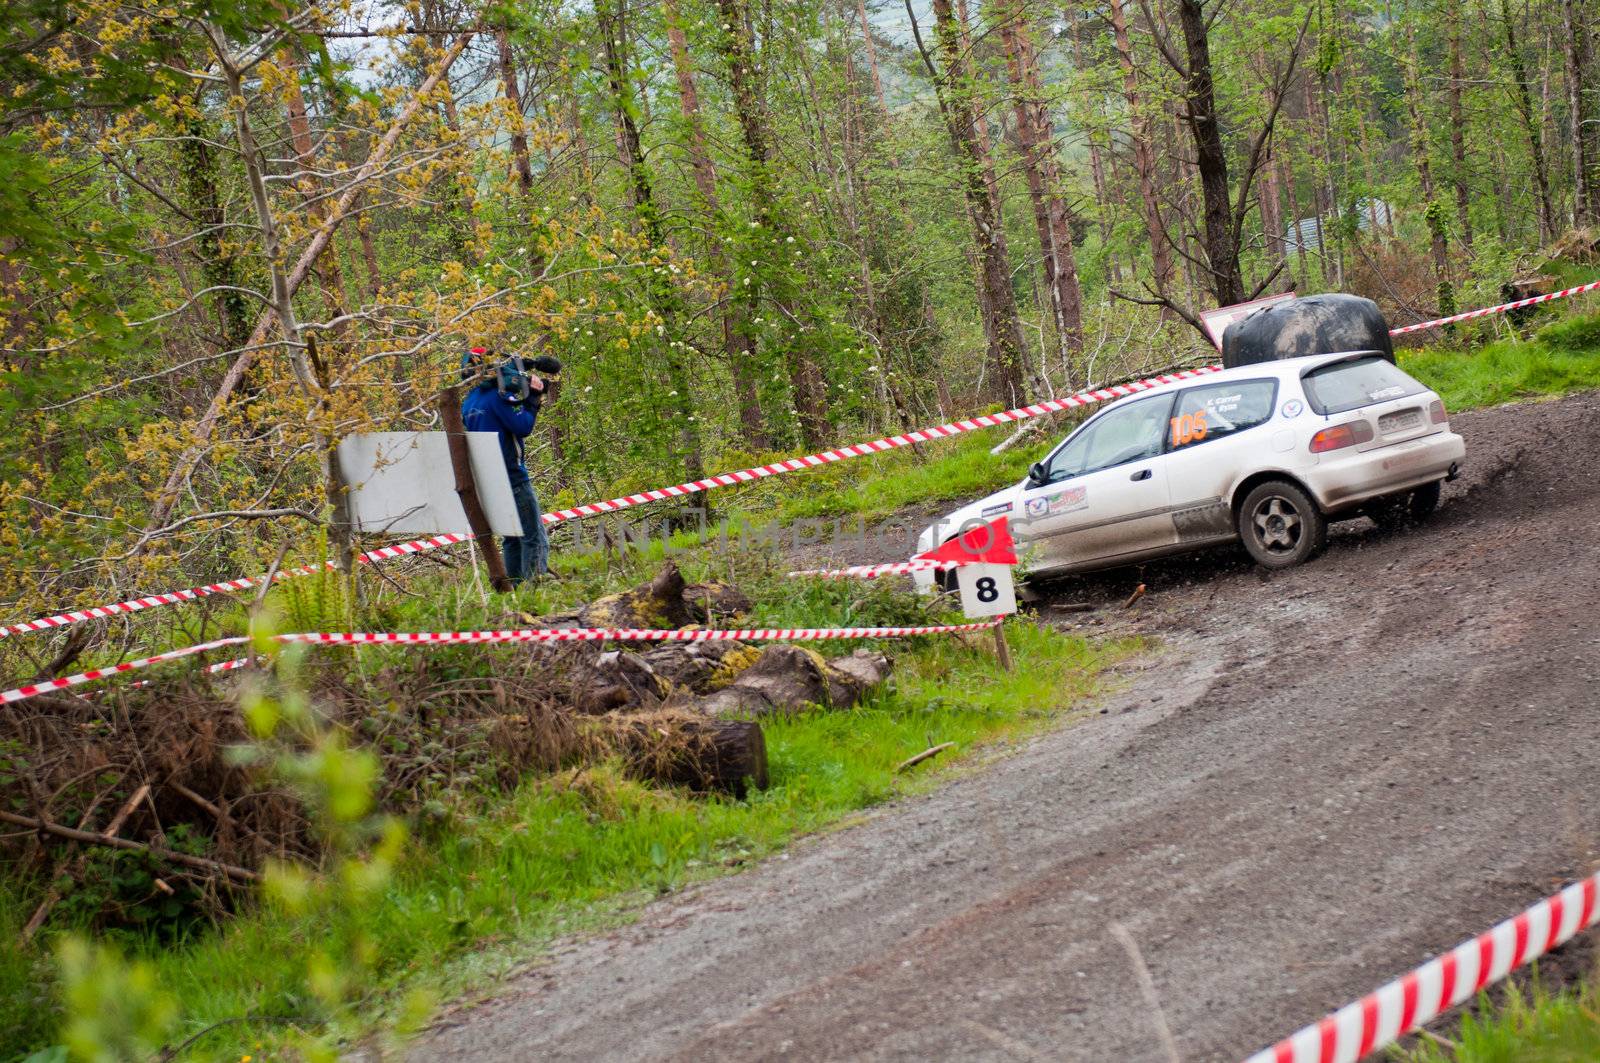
[1307,430,1466,509]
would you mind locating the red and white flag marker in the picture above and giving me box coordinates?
[1244,872,1600,1063]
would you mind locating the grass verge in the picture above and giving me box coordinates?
[1401,313,1600,411]
[0,616,1133,1060]
[1398,969,1600,1062]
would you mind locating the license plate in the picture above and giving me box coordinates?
[1379,408,1422,433]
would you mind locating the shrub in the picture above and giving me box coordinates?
[1534,311,1600,352]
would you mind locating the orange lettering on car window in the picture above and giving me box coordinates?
[1170,410,1208,447]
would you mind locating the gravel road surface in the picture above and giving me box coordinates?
[410,391,1600,1062]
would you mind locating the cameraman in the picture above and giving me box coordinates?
[461,348,564,583]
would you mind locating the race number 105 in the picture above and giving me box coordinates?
[1170,410,1208,447]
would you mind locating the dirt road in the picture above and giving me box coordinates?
[411,392,1600,1062]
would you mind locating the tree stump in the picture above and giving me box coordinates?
[578,562,696,631]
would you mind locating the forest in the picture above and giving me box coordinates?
[3,0,1598,619]
[9,0,1600,1056]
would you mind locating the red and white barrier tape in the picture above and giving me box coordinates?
[0,534,471,640]
[1388,278,1600,336]
[13,282,1597,642]
[787,559,964,579]
[1,620,1000,703]
[537,367,1225,524]
[1244,871,1600,1063]
[3,369,1219,640]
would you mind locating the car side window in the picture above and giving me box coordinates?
[1167,380,1277,451]
[1040,396,1174,483]
[1043,424,1093,482]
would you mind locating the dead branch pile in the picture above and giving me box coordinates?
[0,563,892,936]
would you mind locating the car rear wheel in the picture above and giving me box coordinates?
[1238,481,1327,569]
[1367,480,1442,530]
[1409,480,1442,519]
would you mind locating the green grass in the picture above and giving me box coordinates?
[1401,313,1600,410]
[1397,972,1600,1062]
[0,620,1132,1060]
[20,301,1600,1060]
[769,428,1037,522]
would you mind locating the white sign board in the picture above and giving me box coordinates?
[336,432,522,537]
[1199,292,1297,351]
[955,563,1017,618]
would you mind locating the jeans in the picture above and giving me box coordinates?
[503,475,549,582]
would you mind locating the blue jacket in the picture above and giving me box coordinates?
[462,383,540,482]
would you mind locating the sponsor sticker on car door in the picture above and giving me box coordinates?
[1023,484,1087,519]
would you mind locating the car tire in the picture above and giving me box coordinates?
[1365,493,1410,531]
[1238,480,1327,569]
[1368,481,1443,530]
[1409,480,1442,520]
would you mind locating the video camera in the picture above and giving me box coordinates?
[463,347,564,404]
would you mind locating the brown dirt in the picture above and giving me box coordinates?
[407,390,1600,1062]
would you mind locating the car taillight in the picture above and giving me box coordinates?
[1309,420,1375,453]
[1429,399,1448,424]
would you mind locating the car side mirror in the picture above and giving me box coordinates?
[1027,461,1048,486]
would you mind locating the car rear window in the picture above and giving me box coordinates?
[1301,356,1425,415]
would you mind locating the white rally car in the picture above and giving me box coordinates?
[915,351,1466,580]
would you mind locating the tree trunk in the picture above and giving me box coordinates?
[1448,8,1475,248]
[1500,0,1558,241]
[1174,0,1244,306]
[175,107,251,352]
[135,32,473,549]
[1109,0,1176,305]
[1562,0,1594,225]
[354,191,382,299]
[496,28,536,200]
[597,0,704,479]
[1256,51,1285,269]
[714,0,831,447]
[923,0,1031,405]
[1282,150,1307,282]
[661,0,768,449]
[855,0,890,116]
[597,716,769,796]
[282,48,348,322]
[998,0,1085,365]
[1260,140,1284,268]
[1404,22,1452,297]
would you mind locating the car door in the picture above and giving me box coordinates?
[1159,378,1279,542]
[1017,393,1177,571]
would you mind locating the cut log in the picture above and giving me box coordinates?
[682,580,752,624]
[578,562,696,631]
[596,713,769,795]
[824,650,892,705]
[700,644,829,717]
[573,650,669,714]
[638,639,748,693]
[697,645,892,719]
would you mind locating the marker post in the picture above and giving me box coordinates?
[921,517,1021,673]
